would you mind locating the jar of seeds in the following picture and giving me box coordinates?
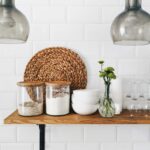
[17,81,44,116]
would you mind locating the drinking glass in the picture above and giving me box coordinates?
[138,80,145,100]
[131,81,138,101]
[146,81,150,101]
[142,100,150,117]
[126,80,132,99]
[127,100,136,117]
[134,99,142,115]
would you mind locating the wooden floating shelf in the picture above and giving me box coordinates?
[4,110,150,124]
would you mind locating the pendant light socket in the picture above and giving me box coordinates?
[0,0,15,6]
[125,0,141,9]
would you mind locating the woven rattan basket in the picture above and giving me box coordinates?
[24,47,87,91]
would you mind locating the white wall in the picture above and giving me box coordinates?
[1,0,150,150]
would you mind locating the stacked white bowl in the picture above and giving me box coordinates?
[72,89,100,115]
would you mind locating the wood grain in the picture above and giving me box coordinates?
[4,110,150,124]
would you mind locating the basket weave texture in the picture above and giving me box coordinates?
[24,47,87,90]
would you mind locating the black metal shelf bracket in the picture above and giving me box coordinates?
[39,124,45,150]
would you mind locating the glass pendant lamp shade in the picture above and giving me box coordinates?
[0,0,29,43]
[111,0,150,46]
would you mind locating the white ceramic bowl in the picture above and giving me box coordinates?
[72,95,100,104]
[72,103,98,115]
[72,89,100,104]
[73,89,100,97]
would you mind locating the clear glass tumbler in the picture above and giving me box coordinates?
[127,99,136,117]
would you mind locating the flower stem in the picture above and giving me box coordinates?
[105,83,110,100]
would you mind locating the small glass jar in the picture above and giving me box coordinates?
[17,81,44,116]
[46,81,71,116]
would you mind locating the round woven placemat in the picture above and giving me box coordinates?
[24,47,87,90]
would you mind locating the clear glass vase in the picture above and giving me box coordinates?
[99,83,115,117]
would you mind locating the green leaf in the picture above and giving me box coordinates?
[99,72,106,77]
[98,60,104,64]
[108,73,116,79]
[104,67,114,72]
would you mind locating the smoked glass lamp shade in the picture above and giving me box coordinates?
[0,0,29,44]
[111,0,150,46]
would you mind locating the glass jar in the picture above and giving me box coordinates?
[17,81,44,116]
[46,81,71,116]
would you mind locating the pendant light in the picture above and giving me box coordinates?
[111,0,150,46]
[0,0,29,43]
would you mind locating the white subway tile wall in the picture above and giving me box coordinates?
[133,143,150,150]
[101,143,132,150]
[1,143,33,150]
[51,126,84,142]
[34,143,66,150]
[67,143,99,150]
[0,0,150,150]
[17,126,50,142]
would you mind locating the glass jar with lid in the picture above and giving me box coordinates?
[17,81,44,116]
[46,81,71,116]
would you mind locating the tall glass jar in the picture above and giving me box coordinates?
[46,81,71,116]
[17,81,44,116]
